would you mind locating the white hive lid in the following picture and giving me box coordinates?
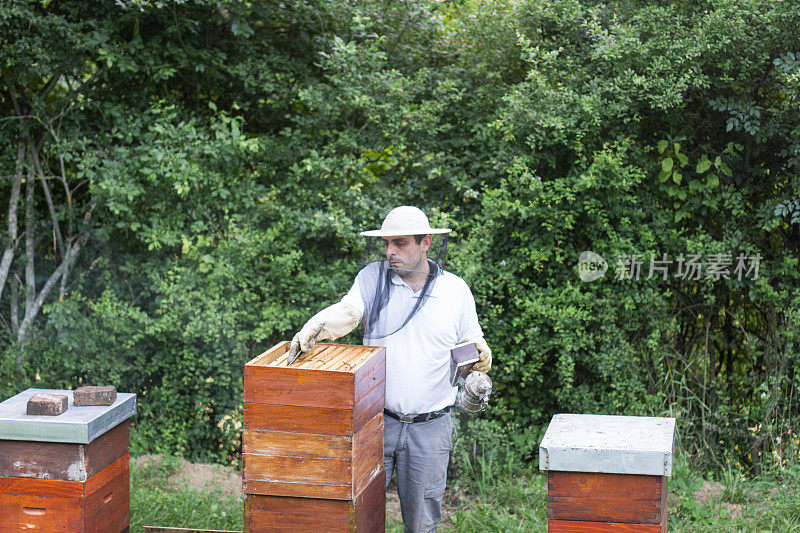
[539,413,676,476]
[0,388,137,444]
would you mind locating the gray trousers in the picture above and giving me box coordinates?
[384,411,453,533]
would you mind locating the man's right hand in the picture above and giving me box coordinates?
[291,321,326,355]
[290,302,363,358]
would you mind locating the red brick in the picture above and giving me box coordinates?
[73,386,117,406]
[26,394,68,415]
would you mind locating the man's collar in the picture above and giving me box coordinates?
[390,271,442,297]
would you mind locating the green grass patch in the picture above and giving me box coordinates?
[669,462,800,532]
[130,455,243,532]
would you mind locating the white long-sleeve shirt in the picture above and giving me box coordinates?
[341,267,483,415]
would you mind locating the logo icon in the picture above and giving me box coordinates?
[578,251,607,282]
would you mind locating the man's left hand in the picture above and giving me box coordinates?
[466,336,492,373]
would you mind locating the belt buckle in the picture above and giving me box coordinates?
[399,414,415,423]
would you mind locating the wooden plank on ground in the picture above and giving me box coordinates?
[144,526,242,533]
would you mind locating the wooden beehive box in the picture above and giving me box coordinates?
[243,341,386,501]
[539,414,676,533]
[0,388,136,532]
[244,469,385,533]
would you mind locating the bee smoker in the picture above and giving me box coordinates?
[456,371,493,413]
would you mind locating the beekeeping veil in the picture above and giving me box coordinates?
[356,206,450,341]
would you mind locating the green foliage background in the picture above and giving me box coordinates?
[1,0,799,474]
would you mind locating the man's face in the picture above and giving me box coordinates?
[382,234,432,274]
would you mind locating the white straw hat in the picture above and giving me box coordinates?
[360,206,451,237]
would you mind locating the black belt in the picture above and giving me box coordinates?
[384,406,450,424]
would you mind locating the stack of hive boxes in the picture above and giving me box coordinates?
[243,341,386,532]
[0,388,137,532]
[539,413,676,533]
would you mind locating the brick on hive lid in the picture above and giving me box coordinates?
[73,385,117,406]
[26,393,68,415]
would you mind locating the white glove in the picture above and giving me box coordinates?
[291,302,362,356]
[463,336,492,373]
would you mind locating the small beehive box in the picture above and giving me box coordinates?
[243,341,385,502]
[539,414,676,533]
[0,388,136,532]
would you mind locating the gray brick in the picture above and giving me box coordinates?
[26,393,68,415]
[73,385,117,406]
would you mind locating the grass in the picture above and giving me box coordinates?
[720,464,747,505]
[130,455,243,532]
[385,473,548,532]
[669,461,800,532]
[441,474,549,532]
[129,450,800,533]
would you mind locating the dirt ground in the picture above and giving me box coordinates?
[692,479,744,518]
[131,455,242,498]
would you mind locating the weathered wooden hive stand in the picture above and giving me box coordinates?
[539,414,676,533]
[0,388,137,532]
[243,341,386,532]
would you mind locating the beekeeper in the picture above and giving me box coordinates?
[290,205,491,533]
